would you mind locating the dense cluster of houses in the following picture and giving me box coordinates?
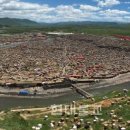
[0,33,130,84]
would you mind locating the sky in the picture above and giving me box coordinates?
[0,0,130,23]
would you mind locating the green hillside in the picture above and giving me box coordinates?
[0,18,38,27]
[0,19,130,35]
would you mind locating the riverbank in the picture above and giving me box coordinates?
[0,72,130,99]
[87,71,130,90]
[1,80,130,109]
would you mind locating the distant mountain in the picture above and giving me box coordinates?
[0,18,39,27]
[40,21,130,27]
[0,18,129,28]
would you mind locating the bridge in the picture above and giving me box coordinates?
[71,84,93,99]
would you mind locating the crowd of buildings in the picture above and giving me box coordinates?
[0,33,130,84]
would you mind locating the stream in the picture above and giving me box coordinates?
[0,81,130,109]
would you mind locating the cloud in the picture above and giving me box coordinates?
[0,0,129,23]
[80,5,101,11]
[97,9,130,22]
[100,9,130,16]
[1,0,54,12]
[96,0,120,7]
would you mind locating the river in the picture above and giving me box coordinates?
[0,81,130,110]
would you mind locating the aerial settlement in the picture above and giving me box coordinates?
[0,33,130,85]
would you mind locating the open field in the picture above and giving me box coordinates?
[0,23,130,36]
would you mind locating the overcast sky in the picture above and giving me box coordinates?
[0,0,130,23]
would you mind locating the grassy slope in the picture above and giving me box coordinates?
[1,91,130,130]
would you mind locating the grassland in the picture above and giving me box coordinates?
[0,23,130,36]
[1,90,130,130]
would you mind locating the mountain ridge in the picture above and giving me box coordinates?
[0,18,130,28]
[0,18,38,26]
